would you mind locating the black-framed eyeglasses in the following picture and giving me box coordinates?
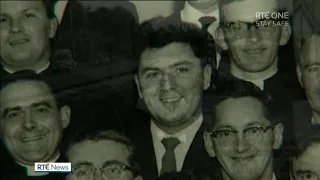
[221,18,281,39]
[209,126,275,146]
[71,162,136,180]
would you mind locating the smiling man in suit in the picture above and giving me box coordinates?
[0,0,59,76]
[131,23,217,180]
[0,71,70,179]
[204,88,289,180]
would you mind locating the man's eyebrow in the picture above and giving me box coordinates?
[0,8,41,16]
[296,170,314,174]
[303,62,320,69]
[245,122,264,127]
[140,67,161,75]
[214,125,235,130]
[169,61,195,68]
[31,101,52,108]
[2,106,22,118]
[73,161,93,167]
[102,160,125,167]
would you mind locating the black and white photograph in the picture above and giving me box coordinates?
[0,0,319,179]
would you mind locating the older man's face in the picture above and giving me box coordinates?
[220,0,290,72]
[291,144,320,180]
[299,36,320,114]
[66,140,136,180]
[0,1,57,70]
[205,97,283,180]
[0,80,70,165]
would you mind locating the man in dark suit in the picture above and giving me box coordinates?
[215,0,302,101]
[130,23,217,180]
[294,32,320,134]
[203,88,290,180]
[0,71,71,179]
[0,0,60,76]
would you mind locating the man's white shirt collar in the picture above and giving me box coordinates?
[3,61,50,74]
[231,58,278,90]
[150,114,203,174]
[180,1,220,29]
[16,153,60,176]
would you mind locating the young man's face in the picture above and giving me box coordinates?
[0,1,57,69]
[66,140,138,180]
[291,144,320,180]
[219,0,290,72]
[136,42,211,129]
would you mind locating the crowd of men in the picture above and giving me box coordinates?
[0,0,319,180]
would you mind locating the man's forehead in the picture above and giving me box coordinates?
[0,81,55,108]
[301,35,320,65]
[0,1,45,15]
[221,0,278,22]
[215,97,268,128]
[140,42,198,68]
[69,140,130,166]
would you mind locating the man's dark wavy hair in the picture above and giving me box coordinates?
[209,83,289,128]
[291,125,320,158]
[135,22,216,72]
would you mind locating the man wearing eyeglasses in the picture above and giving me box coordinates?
[215,0,303,101]
[66,130,142,180]
[203,89,290,180]
[290,125,320,180]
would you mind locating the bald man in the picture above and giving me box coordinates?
[215,0,303,101]
[293,33,320,134]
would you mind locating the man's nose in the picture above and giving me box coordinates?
[93,171,105,180]
[247,26,259,43]
[160,73,176,91]
[10,19,24,34]
[22,111,36,130]
[234,134,250,153]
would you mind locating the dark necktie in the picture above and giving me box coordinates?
[160,137,181,175]
[199,16,217,31]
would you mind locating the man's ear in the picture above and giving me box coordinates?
[48,17,58,38]
[296,64,304,88]
[203,64,212,90]
[203,131,216,157]
[273,123,284,150]
[215,27,229,50]
[134,175,143,180]
[60,105,71,129]
[279,24,292,46]
[135,75,143,98]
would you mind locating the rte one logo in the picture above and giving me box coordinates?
[35,163,71,173]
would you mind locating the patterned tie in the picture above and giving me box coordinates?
[160,137,181,175]
[199,16,217,31]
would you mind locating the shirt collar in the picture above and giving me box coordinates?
[272,173,277,180]
[231,57,278,89]
[151,114,203,144]
[16,153,60,176]
[2,61,50,74]
[181,1,220,28]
